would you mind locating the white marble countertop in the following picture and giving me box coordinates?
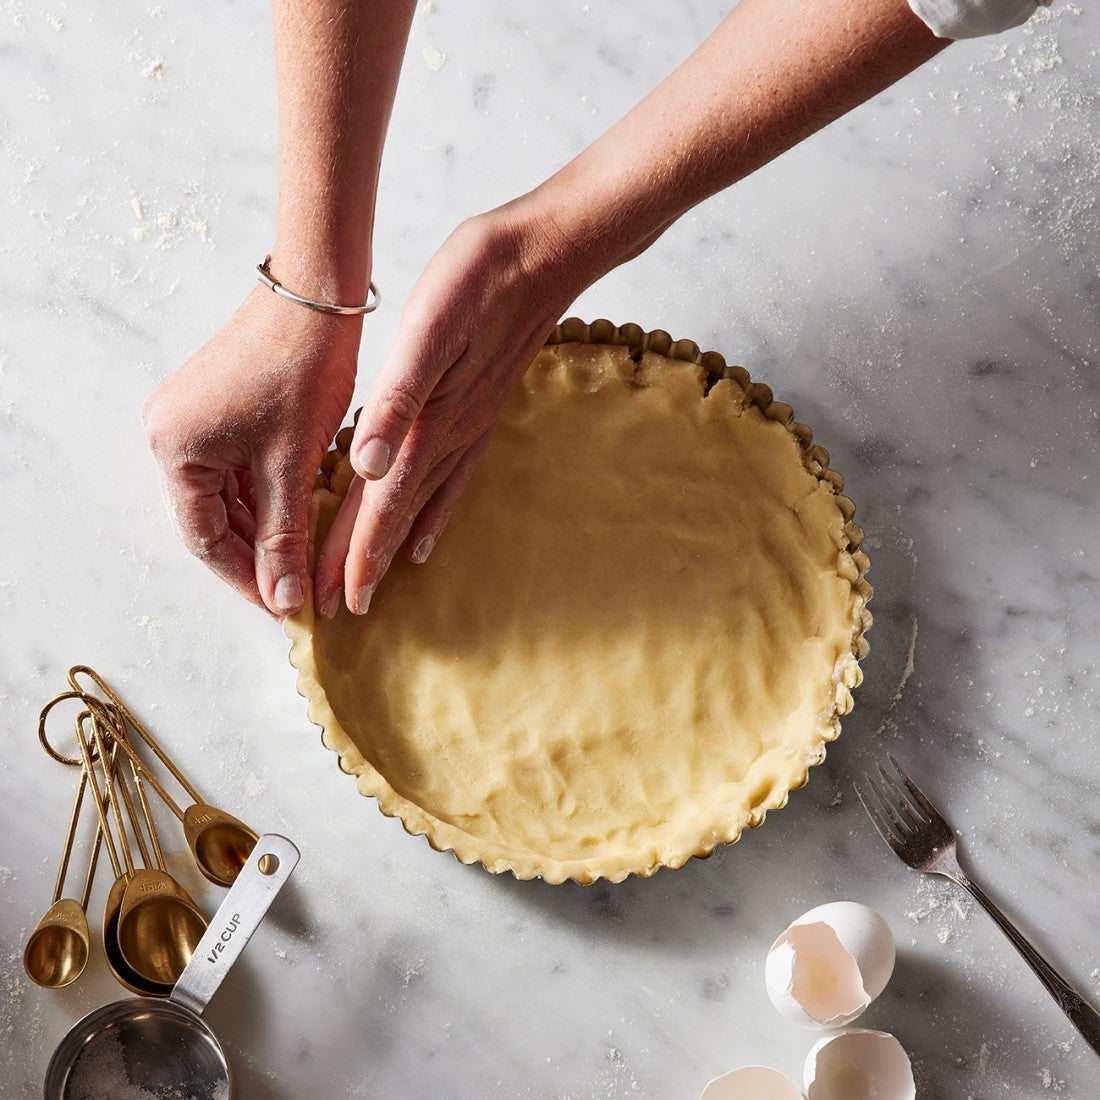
[3,2,1099,1097]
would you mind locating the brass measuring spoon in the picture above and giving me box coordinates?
[22,764,101,989]
[69,665,258,886]
[86,709,208,988]
[74,716,173,997]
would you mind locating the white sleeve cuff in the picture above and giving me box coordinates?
[908,0,1049,39]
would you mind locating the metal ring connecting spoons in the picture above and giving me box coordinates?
[70,665,259,886]
[23,761,102,989]
[39,689,107,768]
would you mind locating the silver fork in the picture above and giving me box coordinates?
[855,754,1100,1056]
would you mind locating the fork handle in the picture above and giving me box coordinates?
[948,869,1100,1055]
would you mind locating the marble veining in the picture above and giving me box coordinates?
[2,2,1099,1097]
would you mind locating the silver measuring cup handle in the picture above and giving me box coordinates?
[171,833,300,1016]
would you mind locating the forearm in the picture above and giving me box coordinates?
[528,0,949,278]
[270,0,416,301]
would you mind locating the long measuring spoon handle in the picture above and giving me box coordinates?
[170,833,299,1016]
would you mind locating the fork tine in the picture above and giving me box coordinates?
[867,765,920,835]
[874,762,927,831]
[887,752,940,823]
[855,774,908,842]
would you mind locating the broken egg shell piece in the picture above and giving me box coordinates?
[765,901,895,1028]
[700,1065,805,1100]
[803,1029,915,1100]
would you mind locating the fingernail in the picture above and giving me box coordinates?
[319,591,341,620]
[411,534,436,564]
[353,583,375,615]
[356,437,391,480]
[274,574,304,614]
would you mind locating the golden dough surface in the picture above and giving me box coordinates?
[287,341,868,883]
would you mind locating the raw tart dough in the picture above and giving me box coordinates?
[286,325,871,884]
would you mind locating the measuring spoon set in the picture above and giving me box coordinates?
[26,666,260,995]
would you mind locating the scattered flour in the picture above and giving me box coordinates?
[1039,1066,1066,1091]
[402,956,426,988]
[905,877,972,947]
[873,615,919,739]
[139,614,164,647]
[894,618,918,702]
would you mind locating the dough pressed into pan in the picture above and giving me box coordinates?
[287,330,871,883]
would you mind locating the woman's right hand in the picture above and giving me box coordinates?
[142,285,363,618]
[312,201,592,619]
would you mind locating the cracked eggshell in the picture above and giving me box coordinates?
[700,1065,805,1100]
[803,1029,915,1100]
[765,901,895,1028]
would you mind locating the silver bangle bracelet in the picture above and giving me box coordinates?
[256,255,380,315]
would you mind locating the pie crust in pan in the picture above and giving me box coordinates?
[286,318,872,884]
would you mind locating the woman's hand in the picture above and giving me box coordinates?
[302,0,946,621]
[314,202,582,618]
[141,0,412,617]
[143,286,362,617]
